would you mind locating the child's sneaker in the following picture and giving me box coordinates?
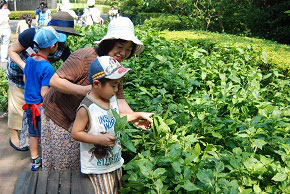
[31,157,42,171]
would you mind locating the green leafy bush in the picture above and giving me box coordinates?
[0,69,8,112]
[10,10,57,20]
[143,15,187,31]
[129,12,163,25]
[118,27,290,193]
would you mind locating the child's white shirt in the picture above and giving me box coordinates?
[79,94,124,174]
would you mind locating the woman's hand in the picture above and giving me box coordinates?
[133,112,154,130]
[121,112,154,130]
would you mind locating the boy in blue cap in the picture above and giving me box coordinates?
[23,26,67,171]
[72,56,153,192]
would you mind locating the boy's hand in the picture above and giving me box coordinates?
[97,133,116,147]
[134,112,154,130]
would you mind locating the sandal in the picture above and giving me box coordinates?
[9,138,29,151]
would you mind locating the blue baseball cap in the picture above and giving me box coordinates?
[33,26,67,48]
[88,56,131,84]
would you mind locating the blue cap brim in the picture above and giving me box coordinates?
[58,33,67,42]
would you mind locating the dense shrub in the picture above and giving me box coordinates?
[129,12,163,25]
[10,9,57,19]
[0,70,8,112]
[143,15,186,31]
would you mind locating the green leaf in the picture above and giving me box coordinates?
[140,165,152,178]
[172,162,181,173]
[155,179,163,192]
[196,169,214,185]
[193,143,201,156]
[111,109,129,134]
[235,133,249,138]
[216,161,225,173]
[253,184,261,193]
[121,135,136,153]
[153,168,166,178]
[201,72,207,80]
[262,51,268,63]
[272,173,287,182]
[184,180,200,191]
[252,139,267,150]
[155,55,167,63]
[169,144,181,159]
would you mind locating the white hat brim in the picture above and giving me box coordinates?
[106,68,131,79]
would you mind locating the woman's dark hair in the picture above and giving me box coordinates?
[0,0,7,9]
[96,39,137,59]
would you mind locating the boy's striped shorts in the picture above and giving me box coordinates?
[88,168,122,194]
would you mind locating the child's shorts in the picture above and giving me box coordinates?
[25,106,42,137]
[88,168,122,194]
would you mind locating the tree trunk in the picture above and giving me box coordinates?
[218,17,224,33]
[13,0,16,11]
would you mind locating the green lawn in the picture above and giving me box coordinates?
[161,30,290,71]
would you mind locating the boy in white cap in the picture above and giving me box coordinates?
[23,26,67,171]
[72,56,153,192]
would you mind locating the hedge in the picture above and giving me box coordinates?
[9,5,110,20]
[10,9,57,20]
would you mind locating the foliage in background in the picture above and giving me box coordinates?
[120,0,290,44]
[0,70,8,112]
[10,9,57,19]
[161,30,290,72]
[143,15,187,31]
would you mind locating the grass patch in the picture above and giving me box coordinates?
[161,30,290,70]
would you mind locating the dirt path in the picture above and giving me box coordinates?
[0,115,31,194]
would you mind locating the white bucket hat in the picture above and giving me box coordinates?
[87,0,95,6]
[95,17,144,55]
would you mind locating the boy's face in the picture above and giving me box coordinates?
[94,78,122,100]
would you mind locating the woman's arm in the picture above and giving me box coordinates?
[41,86,49,98]
[117,99,133,113]
[72,107,116,146]
[49,73,91,96]
[8,40,26,69]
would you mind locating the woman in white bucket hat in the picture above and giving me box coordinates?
[41,16,147,171]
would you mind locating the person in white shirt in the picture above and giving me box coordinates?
[16,14,32,34]
[108,5,118,21]
[0,0,11,62]
[59,0,78,21]
[82,0,104,26]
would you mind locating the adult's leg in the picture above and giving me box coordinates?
[41,112,80,171]
[8,83,25,147]
[0,28,10,62]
